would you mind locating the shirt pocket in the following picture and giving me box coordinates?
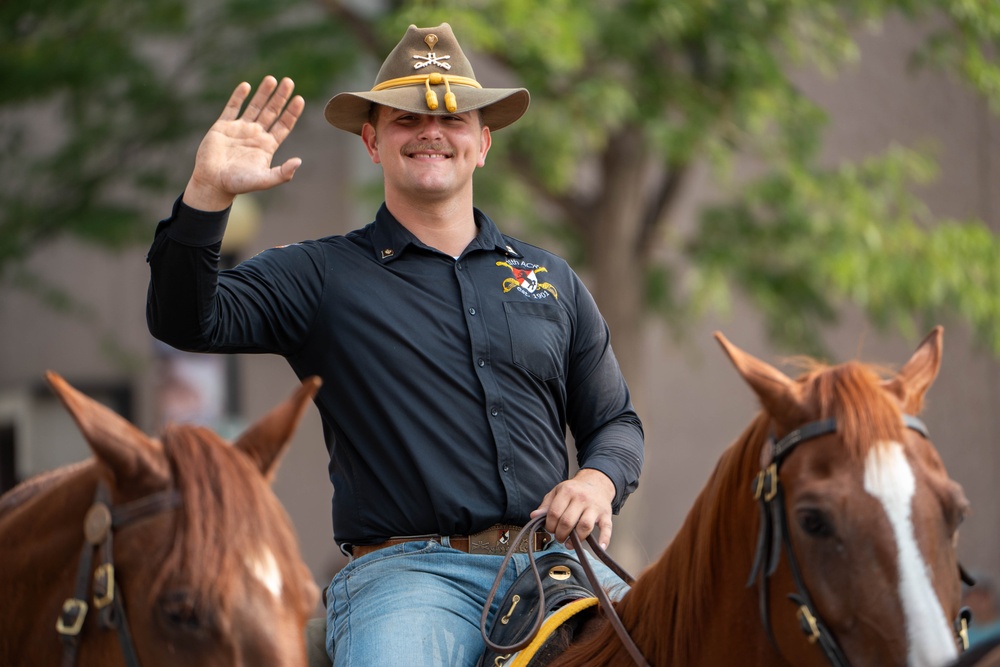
[503,301,569,381]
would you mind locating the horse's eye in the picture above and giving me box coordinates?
[158,590,210,637]
[797,508,834,538]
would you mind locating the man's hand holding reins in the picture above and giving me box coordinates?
[183,76,305,212]
[531,468,617,550]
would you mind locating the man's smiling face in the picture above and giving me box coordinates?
[361,106,491,204]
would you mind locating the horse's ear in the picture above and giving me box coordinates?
[714,332,809,426]
[45,371,170,495]
[881,326,943,415]
[233,376,321,479]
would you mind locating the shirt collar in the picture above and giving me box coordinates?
[371,203,524,262]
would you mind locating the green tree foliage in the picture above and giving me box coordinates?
[3,0,999,370]
[0,0,356,267]
[386,0,1000,366]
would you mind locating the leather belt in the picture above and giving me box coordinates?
[350,523,551,559]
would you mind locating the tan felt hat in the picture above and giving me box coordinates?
[324,23,529,135]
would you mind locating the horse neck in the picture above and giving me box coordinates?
[0,458,93,516]
[0,459,100,539]
[558,415,776,666]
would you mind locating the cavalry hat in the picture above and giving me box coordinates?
[324,23,530,135]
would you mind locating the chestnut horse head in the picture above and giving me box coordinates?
[0,372,321,667]
[554,327,969,667]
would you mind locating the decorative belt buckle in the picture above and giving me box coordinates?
[469,525,526,555]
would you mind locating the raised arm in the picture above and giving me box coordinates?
[183,76,305,212]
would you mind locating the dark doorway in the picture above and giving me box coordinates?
[0,422,17,494]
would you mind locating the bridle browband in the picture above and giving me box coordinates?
[747,414,972,667]
[56,479,182,667]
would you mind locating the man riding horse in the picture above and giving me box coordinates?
[145,21,644,667]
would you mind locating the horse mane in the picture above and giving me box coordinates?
[558,359,907,666]
[148,424,309,615]
[797,359,906,461]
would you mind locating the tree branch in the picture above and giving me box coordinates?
[637,163,689,261]
[504,148,590,230]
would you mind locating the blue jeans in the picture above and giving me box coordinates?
[325,541,628,667]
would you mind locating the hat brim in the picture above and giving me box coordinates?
[324,87,529,135]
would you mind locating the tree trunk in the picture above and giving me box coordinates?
[586,128,655,571]
[588,128,651,397]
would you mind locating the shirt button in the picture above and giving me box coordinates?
[478,358,486,367]
[469,307,477,315]
[491,407,499,417]
[502,464,510,472]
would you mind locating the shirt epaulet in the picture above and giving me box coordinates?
[371,203,433,263]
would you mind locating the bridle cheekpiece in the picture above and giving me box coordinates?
[56,479,181,667]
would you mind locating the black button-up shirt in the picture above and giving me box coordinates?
[147,199,644,545]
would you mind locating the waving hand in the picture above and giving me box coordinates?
[183,76,305,212]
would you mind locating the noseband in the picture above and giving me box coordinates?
[748,415,972,666]
[56,480,181,667]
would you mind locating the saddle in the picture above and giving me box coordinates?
[478,514,647,667]
[478,551,598,667]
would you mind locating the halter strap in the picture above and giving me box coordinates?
[57,480,181,667]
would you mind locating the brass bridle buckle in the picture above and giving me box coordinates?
[753,463,778,502]
[56,598,89,637]
[797,605,821,644]
[92,563,115,610]
[957,607,972,651]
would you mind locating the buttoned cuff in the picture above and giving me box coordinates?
[162,194,230,247]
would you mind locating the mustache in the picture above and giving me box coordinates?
[402,143,455,157]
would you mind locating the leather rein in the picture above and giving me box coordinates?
[747,414,973,666]
[56,479,182,667]
[481,512,651,666]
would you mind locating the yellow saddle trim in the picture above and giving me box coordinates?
[508,597,599,667]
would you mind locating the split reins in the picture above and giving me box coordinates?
[481,512,651,666]
[56,479,182,667]
[748,414,973,667]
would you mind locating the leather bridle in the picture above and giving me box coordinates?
[485,415,973,667]
[747,414,973,666]
[56,479,182,667]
